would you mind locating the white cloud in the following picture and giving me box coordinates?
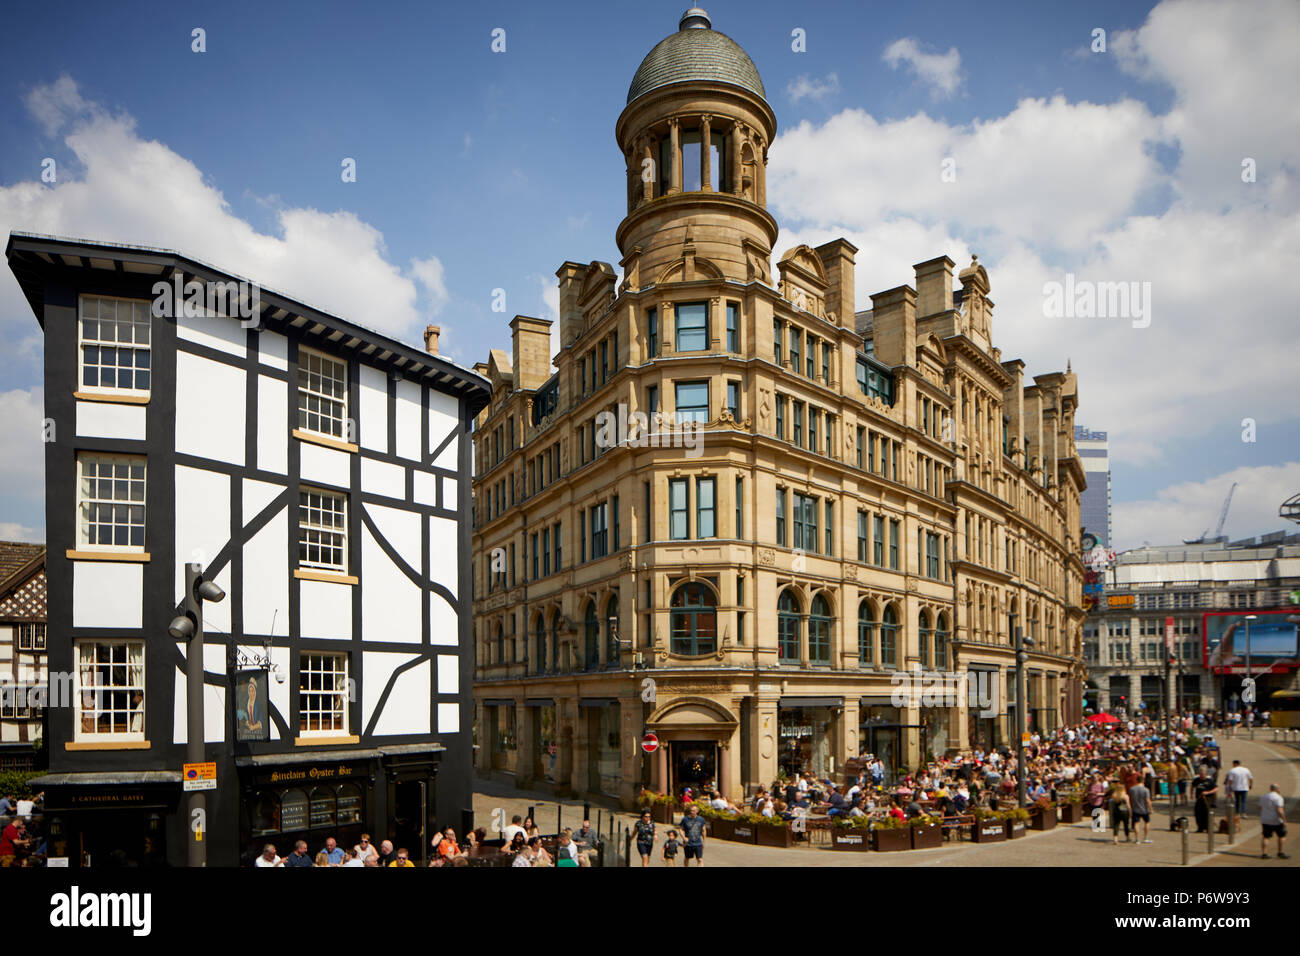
[0,523,43,544]
[1112,462,1300,551]
[538,273,560,371]
[787,73,841,103]
[0,387,45,507]
[769,0,1299,474]
[409,255,450,315]
[882,38,963,98]
[1,76,450,347]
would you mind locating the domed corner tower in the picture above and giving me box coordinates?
[615,7,779,291]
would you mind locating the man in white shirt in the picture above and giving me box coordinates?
[1259,784,1288,859]
[502,814,526,845]
[253,844,282,867]
[1225,760,1253,817]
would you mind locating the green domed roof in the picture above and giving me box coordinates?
[626,9,766,106]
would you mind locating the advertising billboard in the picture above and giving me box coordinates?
[1203,609,1300,674]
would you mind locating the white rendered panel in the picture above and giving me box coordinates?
[436,702,459,733]
[436,654,458,694]
[412,472,437,507]
[442,475,457,511]
[243,506,289,637]
[366,503,420,563]
[361,524,420,644]
[432,435,458,472]
[76,401,146,441]
[72,562,142,629]
[428,389,458,470]
[360,457,405,501]
[257,375,288,475]
[363,652,430,736]
[395,379,421,461]
[259,331,288,371]
[299,579,352,640]
[242,477,283,525]
[174,465,231,621]
[359,365,388,454]
[299,441,350,489]
[429,592,457,646]
[176,351,245,466]
[428,516,457,599]
[170,645,228,744]
[177,309,247,358]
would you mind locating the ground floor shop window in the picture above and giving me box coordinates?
[779,706,833,778]
[587,706,621,795]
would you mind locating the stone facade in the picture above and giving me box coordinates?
[470,10,1086,807]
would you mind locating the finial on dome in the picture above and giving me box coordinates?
[680,7,711,30]
[1066,358,1072,373]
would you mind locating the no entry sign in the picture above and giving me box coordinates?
[641,733,659,753]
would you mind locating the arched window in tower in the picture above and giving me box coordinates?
[670,581,717,655]
[880,604,899,668]
[809,594,832,665]
[584,601,599,671]
[682,128,703,191]
[777,589,801,663]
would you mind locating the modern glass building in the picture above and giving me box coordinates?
[1075,426,1111,548]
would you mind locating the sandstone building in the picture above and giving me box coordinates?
[471,8,1086,806]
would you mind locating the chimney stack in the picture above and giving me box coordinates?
[424,325,441,355]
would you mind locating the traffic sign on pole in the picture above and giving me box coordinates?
[641,732,659,754]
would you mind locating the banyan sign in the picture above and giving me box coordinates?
[1106,594,1135,608]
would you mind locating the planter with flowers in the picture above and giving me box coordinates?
[870,815,912,852]
[1004,806,1030,839]
[831,815,873,851]
[971,808,1007,844]
[1030,796,1058,830]
[1058,791,1085,824]
[754,813,794,848]
[909,814,944,849]
[636,790,678,824]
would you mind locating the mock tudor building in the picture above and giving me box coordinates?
[470,9,1087,807]
[0,542,47,771]
[7,233,487,866]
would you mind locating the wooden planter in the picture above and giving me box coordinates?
[910,822,943,849]
[871,827,912,852]
[1058,802,1084,824]
[652,804,676,825]
[831,829,872,851]
[729,822,758,844]
[972,818,1006,843]
[755,823,794,848]
[709,817,735,841]
[1030,807,1058,830]
[1005,817,1027,839]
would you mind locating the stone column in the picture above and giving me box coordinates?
[840,698,861,772]
[655,740,668,793]
[641,136,654,205]
[700,114,712,191]
[516,699,535,788]
[756,137,767,206]
[729,122,742,195]
[619,699,640,809]
[719,732,735,801]
[668,119,681,195]
[756,697,780,788]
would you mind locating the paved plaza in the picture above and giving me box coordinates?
[473,733,1300,867]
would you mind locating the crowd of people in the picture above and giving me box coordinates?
[249,814,600,867]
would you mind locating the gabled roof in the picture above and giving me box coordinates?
[5,232,491,417]
[0,542,45,621]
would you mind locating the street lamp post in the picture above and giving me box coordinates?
[1244,614,1256,740]
[1015,626,1034,809]
[168,562,226,868]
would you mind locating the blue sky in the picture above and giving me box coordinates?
[0,0,1297,548]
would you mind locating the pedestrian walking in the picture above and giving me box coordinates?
[1192,766,1218,833]
[1225,760,1253,817]
[634,810,656,866]
[679,803,707,867]
[662,828,680,866]
[1129,780,1153,844]
[1259,783,1289,859]
[1109,783,1132,844]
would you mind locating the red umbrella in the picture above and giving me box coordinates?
[1087,713,1120,723]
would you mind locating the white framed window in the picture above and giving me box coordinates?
[77,454,146,551]
[299,652,348,736]
[75,640,145,741]
[298,487,348,572]
[296,346,349,440]
[16,624,46,652]
[78,295,151,395]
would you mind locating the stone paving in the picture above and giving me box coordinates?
[472,733,1300,867]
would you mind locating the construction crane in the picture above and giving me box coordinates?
[1185,482,1237,544]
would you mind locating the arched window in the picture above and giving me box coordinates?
[809,594,832,665]
[550,610,561,672]
[534,614,547,674]
[336,783,363,824]
[606,594,620,668]
[583,601,599,671]
[919,610,932,669]
[935,613,949,669]
[309,786,336,829]
[777,590,801,663]
[857,600,875,667]
[495,621,504,665]
[880,604,899,668]
[670,582,717,656]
